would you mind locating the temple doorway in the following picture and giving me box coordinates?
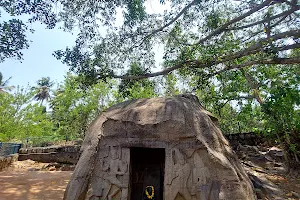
[130,148,165,200]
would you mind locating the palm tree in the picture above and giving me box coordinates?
[33,77,54,105]
[0,72,15,93]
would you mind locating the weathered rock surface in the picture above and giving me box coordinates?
[64,95,256,200]
[236,144,300,200]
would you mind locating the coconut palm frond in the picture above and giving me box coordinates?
[0,72,15,93]
[33,78,53,105]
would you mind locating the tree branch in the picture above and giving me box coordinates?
[238,13,293,44]
[148,0,198,37]
[228,7,299,31]
[111,60,200,80]
[194,0,273,45]
[281,0,299,9]
[276,42,300,52]
[233,95,256,100]
[219,30,300,63]
[216,95,256,114]
[240,68,264,104]
[111,55,300,81]
[110,31,300,80]
[127,0,198,51]
[211,57,300,76]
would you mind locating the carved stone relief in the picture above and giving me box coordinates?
[88,145,130,200]
[87,145,234,200]
[191,149,221,200]
[165,148,192,200]
[165,148,221,200]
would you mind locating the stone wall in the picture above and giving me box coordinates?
[225,132,269,149]
[18,145,81,164]
[17,134,267,165]
[0,154,18,171]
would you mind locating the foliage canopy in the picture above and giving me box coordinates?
[0,0,299,165]
[53,0,299,82]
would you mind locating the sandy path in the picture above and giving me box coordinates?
[0,171,72,200]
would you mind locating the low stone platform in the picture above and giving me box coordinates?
[18,146,81,164]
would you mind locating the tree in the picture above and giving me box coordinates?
[0,72,14,92]
[117,62,158,100]
[32,77,54,105]
[54,0,299,81]
[52,1,299,165]
[0,86,52,142]
[1,0,298,163]
[190,56,300,166]
[0,0,57,62]
[50,74,115,140]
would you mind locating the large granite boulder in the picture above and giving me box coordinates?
[64,94,256,200]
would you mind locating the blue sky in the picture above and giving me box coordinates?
[0,13,77,87]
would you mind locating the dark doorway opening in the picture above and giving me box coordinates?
[130,148,165,200]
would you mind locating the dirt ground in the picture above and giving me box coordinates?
[1,147,300,200]
[0,160,72,200]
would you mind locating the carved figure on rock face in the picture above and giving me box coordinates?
[94,146,128,200]
[191,151,220,200]
[88,148,110,199]
[166,148,192,200]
